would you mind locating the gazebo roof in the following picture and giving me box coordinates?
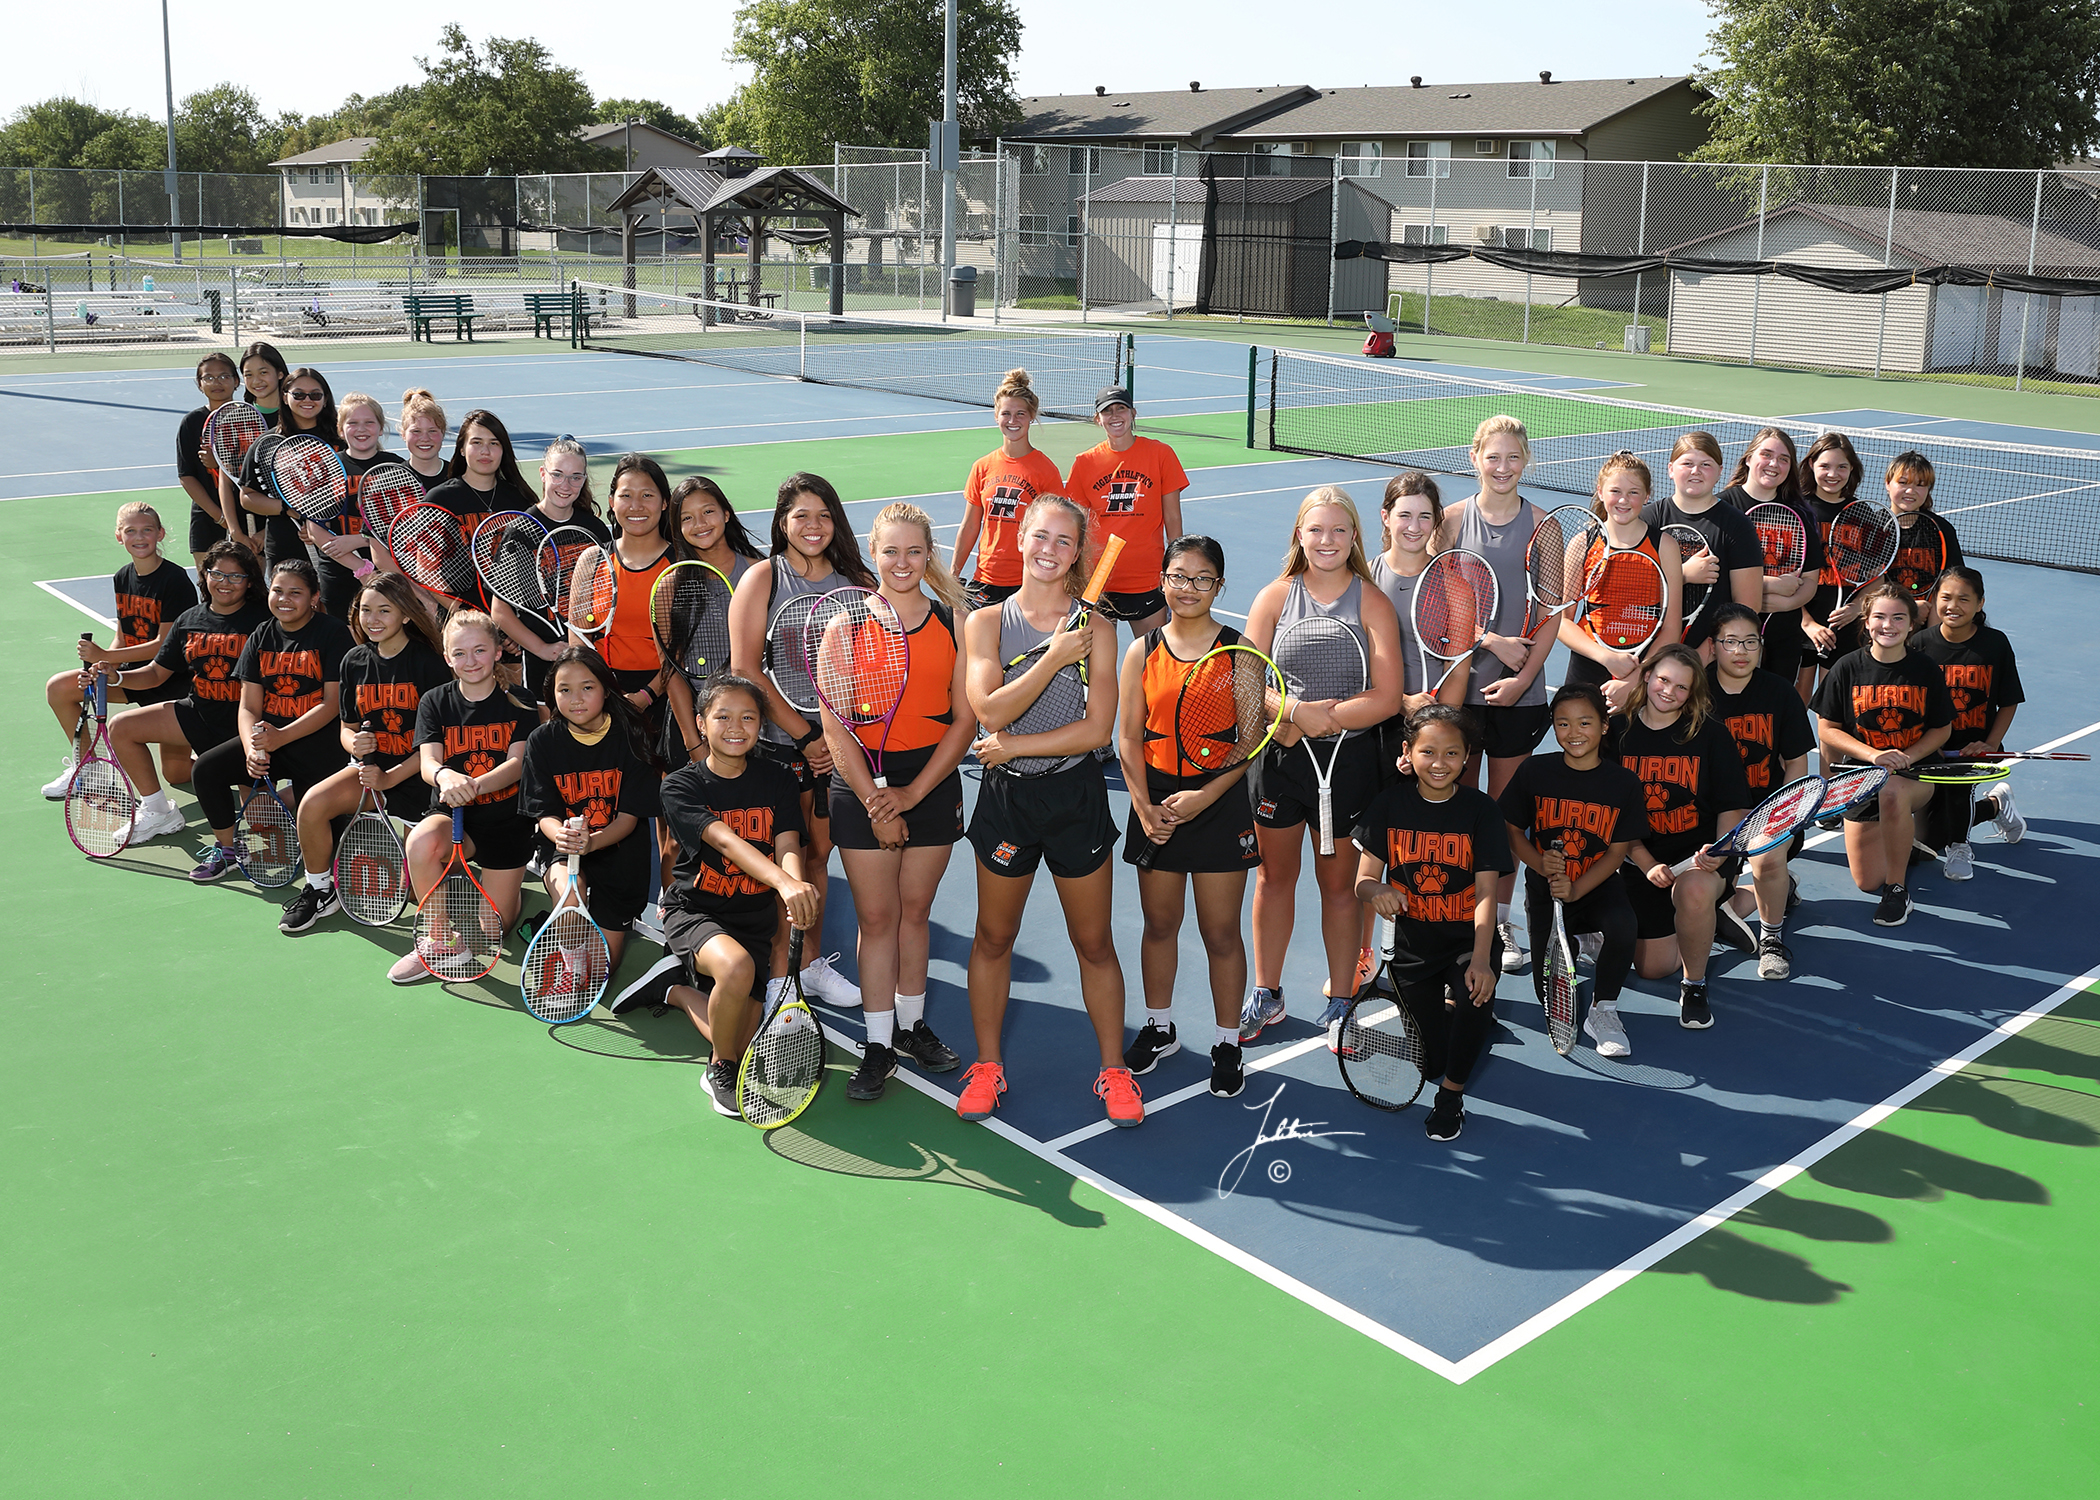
[603,165,857,220]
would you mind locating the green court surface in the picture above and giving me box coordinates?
[5,337,2097,1496]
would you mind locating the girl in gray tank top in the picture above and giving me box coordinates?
[1449,496,1544,708]
[1274,574,1371,739]
[1369,470,1444,705]
[993,594,1085,777]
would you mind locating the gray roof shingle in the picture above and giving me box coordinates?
[1232,77,1696,139]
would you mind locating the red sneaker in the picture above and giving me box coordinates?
[1095,1066,1144,1128]
[956,1061,1006,1121]
[1353,945,1377,993]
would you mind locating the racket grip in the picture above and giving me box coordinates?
[452,806,466,842]
[1668,842,1722,877]
[565,815,584,879]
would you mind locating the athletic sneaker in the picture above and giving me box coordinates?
[704,1058,741,1118]
[1679,984,1714,1029]
[1786,872,1801,913]
[1316,991,1352,1054]
[1424,1091,1464,1141]
[1943,841,1975,881]
[1123,1019,1180,1075]
[610,954,682,1016]
[956,1061,1006,1121]
[1584,1002,1631,1058]
[1238,986,1286,1042]
[894,1020,960,1073]
[1986,781,2025,844]
[188,844,242,883]
[388,951,436,985]
[1576,931,1604,967]
[1757,934,1793,980]
[1353,945,1378,994]
[1714,902,1758,953]
[40,756,78,800]
[1497,920,1530,973]
[847,1042,896,1101]
[278,883,340,934]
[128,802,187,842]
[1095,1066,1144,1127]
[1209,1042,1246,1098]
[801,953,862,1009]
[1873,884,1913,927]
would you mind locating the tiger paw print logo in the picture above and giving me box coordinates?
[203,658,231,682]
[271,675,301,700]
[462,750,498,779]
[1411,863,1450,896]
[1949,688,1972,715]
[1876,707,1906,733]
[1646,783,1670,813]
[583,796,615,831]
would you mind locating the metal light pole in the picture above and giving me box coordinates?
[940,0,958,312]
[161,0,181,260]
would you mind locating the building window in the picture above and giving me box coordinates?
[1142,143,1178,174]
[1067,215,1081,245]
[1507,141,1555,179]
[1339,141,1383,177]
[327,208,338,223]
[324,166,336,184]
[1068,146,1099,177]
[1019,214,1051,246]
[1404,141,1450,179]
[1018,144,1049,175]
[307,167,320,184]
[1401,224,1449,246]
[1502,227,1551,251]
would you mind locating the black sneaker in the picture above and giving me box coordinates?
[1124,1020,1181,1075]
[1873,883,1912,927]
[1713,901,1757,953]
[1424,1092,1464,1141]
[704,1058,741,1118]
[894,1020,960,1073]
[1908,841,1935,868]
[1208,1041,1245,1098]
[848,1042,897,1101]
[278,882,340,934]
[611,954,682,1016]
[1679,984,1714,1029]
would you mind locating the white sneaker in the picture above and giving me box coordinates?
[41,756,78,799]
[1986,782,2025,844]
[631,901,665,944]
[1496,920,1530,973]
[1942,840,1974,881]
[1583,1002,1631,1058]
[1576,931,1603,967]
[128,801,187,841]
[765,975,792,1006]
[800,952,862,1009]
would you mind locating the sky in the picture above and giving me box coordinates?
[5,1,1718,130]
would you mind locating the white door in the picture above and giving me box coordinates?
[1150,223,1202,304]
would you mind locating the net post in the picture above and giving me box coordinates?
[1123,334,1135,402]
[1245,344,1256,449]
[44,282,55,353]
[1078,148,1091,323]
[1265,348,1278,451]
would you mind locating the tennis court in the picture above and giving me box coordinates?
[3,319,2096,1495]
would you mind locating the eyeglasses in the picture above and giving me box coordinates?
[287,389,325,402]
[203,569,246,583]
[1162,572,1219,592]
[1714,636,1762,649]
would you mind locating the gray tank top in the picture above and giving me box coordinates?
[1451,497,1544,708]
[1369,554,1425,697]
[1274,574,1370,739]
[761,555,836,743]
[997,596,1083,776]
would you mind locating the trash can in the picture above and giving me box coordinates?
[947,264,977,318]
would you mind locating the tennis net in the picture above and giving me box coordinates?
[1261,348,2100,574]
[572,282,1130,422]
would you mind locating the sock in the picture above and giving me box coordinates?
[866,1010,896,1047]
[1146,1006,1174,1033]
[142,789,172,814]
[894,992,925,1031]
[306,870,333,892]
[1760,914,1784,942]
[1497,902,1512,925]
[1682,979,1707,994]
[1216,1025,1240,1049]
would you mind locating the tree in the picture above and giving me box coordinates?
[715,0,1022,165]
[1694,0,2100,169]
[595,99,712,150]
[271,89,416,164]
[363,25,610,176]
[173,84,279,175]
[0,98,153,169]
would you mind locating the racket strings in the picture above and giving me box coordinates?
[524,908,610,1021]
[471,516,555,618]
[1739,780,1825,846]
[1274,620,1367,734]
[568,552,619,633]
[1337,1003,1427,1108]
[335,819,407,925]
[765,595,823,715]
[1584,552,1666,647]
[808,595,909,726]
[1544,966,1578,1056]
[1176,652,1275,770]
[238,793,299,885]
[416,872,502,981]
[206,403,264,472]
[391,507,478,603]
[999,657,1089,775]
[269,436,348,521]
[1828,503,1900,584]
[742,1010,825,1126]
[357,464,423,544]
[653,568,734,682]
[1415,552,1498,653]
[66,756,137,857]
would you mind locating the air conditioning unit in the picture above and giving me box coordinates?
[1474,138,1499,155]
[1473,224,1500,243]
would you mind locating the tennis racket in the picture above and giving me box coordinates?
[1661,523,1718,642]
[535,525,600,629]
[64,667,138,860]
[738,924,826,1129]
[203,399,265,477]
[1889,513,1954,599]
[1938,750,2085,763]
[1818,764,1890,816]
[1522,504,1597,635]
[765,590,825,720]
[520,817,612,1024]
[1899,759,2019,786]
[333,721,409,926]
[1669,772,1827,876]
[1543,836,1578,1057]
[1272,614,1368,855]
[650,560,736,690]
[1746,502,1809,579]
[234,775,299,887]
[414,807,505,983]
[805,587,911,790]
[1134,643,1287,871]
[1579,546,1668,658]
[266,433,351,529]
[565,544,620,639]
[1826,500,1899,618]
[1412,548,1498,694]
[471,511,557,630]
[390,502,482,608]
[1335,989,1427,1111]
[975,536,1126,777]
[356,461,424,549]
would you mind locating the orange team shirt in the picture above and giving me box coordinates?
[602,548,673,673]
[965,447,1065,587]
[848,600,957,755]
[1577,530,1663,645]
[1138,624,1244,775]
[1066,436,1190,594]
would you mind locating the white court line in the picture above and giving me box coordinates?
[1043,1031,1337,1153]
[3,461,170,481]
[35,578,116,629]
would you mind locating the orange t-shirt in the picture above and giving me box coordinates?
[1066,436,1190,594]
[602,546,673,673]
[848,599,957,755]
[965,447,1065,587]
[1138,624,1243,776]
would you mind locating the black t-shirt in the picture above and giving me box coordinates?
[176,406,214,491]
[339,637,452,767]
[520,718,662,836]
[1642,495,1761,647]
[661,755,806,920]
[114,559,198,651]
[1890,513,1965,598]
[1352,781,1512,980]
[1908,624,2023,746]
[424,476,534,545]
[1610,711,1754,864]
[1720,484,1824,655]
[234,611,356,730]
[412,680,539,815]
[1811,648,1955,758]
[154,600,269,738]
[1806,494,1850,624]
[1708,666,1816,798]
[1498,753,1651,887]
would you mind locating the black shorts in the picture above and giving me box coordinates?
[970,757,1116,879]
[663,904,778,994]
[121,672,185,708]
[434,802,534,871]
[546,836,653,932]
[170,699,236,755]
[1247,732,1383,834]
[1122,766,1260,873]
[1620,856,1738,941]
[1101,588,1167,624]
[828,744,964,851]
[188,503,226,555]
[1475,702,1552,761]
[963,579,1021,612]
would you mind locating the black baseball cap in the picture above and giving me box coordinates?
[1094,385,1134,414]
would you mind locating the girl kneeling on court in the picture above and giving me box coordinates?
[1500,684,1648,1059]
[280,573,449,934]
[646,673,819,1118]
[188,559,356,886]
[824,502,976,1102]
[957,495,1134,1126]
[1811,582,1955,926]
[388,611,537,984]
[1610,645,1752,1029]
[1351,705,1512,1142]
[1911,567,2026,877]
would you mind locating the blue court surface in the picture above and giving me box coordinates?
[16,331,2100,1381]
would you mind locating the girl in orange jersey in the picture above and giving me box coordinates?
[1065,384,1189,635]
[571,453,676,736]
[1557,450,1686,715]
[952,368,1066,612]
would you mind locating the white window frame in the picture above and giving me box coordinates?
[307,167,320,184]
[1507,141,1555,179]
[1340,141,1383,177]
[1502,226,1551,251]
[1068,146,1099,177]
[1018,213,1051,246]
[1019,144,1049,175]
[1401,223,1449,246]
[1142,142,1177,175]
[1404,141,1450,179]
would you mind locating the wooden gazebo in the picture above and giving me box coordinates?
[602,164,857,316]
